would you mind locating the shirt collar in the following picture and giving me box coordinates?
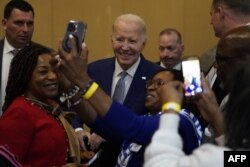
[114,56,141,77]
[3,38,16,54]
[160,61,182,70]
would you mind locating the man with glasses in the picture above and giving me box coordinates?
[200,0,250,105]
[215,33,250,97]
[200,0,250,144]
[89,69,202,167]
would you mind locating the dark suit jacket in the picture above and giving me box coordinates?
[74,55,162,166]
[199,46,217,75]
[73,55,162,128]
[88,55,161,115]
[0,39,5,88]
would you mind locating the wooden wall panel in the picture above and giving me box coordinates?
[0,0,217,63]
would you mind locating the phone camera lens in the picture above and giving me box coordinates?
[68,23,77,32]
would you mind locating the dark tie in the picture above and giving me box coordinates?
[113,71,127,103]
[10,49,19,56]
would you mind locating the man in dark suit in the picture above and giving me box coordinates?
[201,0,250,76]
[0,1,35,115]
[156,28,184,71]
[200,0,250,143]
[74,14,161,166]
[200,0,250,104]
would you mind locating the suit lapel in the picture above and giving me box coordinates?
[88,57,115,96]
[0,39,5,90]
[124,56,147,106]
[102,63,115,96]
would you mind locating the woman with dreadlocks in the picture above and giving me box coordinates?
[0,44,86,167]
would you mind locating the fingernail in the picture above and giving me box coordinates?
[69,34,73,38]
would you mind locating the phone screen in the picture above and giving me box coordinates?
[182,57,202,96]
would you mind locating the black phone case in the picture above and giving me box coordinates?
[62,20,87,53]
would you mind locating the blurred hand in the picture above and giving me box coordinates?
[57,70,73,92]
[54,35,90,87]
[194,74,223,136]
[81,150,95,163]
[76,129,91,151]
[88,133,105,151]
[194,74,221,123]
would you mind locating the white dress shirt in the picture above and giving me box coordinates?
[111,57,141,99]
[0,39,18,115]
[160,61,182,70]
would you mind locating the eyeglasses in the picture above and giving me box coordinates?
[215,53,243,65]
[146,79,168,89]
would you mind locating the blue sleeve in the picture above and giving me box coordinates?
[90,101,159,145]
[178,114,199,154]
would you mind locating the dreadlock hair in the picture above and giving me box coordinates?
[2,44,51,112]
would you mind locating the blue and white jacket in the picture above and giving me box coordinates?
[91,101,203,167]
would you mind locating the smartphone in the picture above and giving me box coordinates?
[62,20,87,53]
[182,57,202,96]
[87,149,103,166]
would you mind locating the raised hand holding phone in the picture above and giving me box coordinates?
[182,57,202,96]
[62,20,87,53]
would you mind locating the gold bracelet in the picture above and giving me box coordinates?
[83,82,99,100]
[162,102,181,113]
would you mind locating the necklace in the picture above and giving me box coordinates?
[23,96,71,161]
[24,96,61,117]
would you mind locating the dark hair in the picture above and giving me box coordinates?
[212,0,250,16]
[2,44,51,111]
[219,25,250,149]
[217,25,250,91]
[151,68,184,82]
[159,28,182,44]
[4,0,34,19]
[218,26,250,58]
[225,64,250,149]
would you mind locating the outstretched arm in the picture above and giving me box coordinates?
[144,81,226,167]
[195,74,223,137]
[55,36,158,144]
[54,35,112,123]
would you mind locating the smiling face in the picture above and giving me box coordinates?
[145,71,174,114]
[25,54,58,102]
[111,19,146,70]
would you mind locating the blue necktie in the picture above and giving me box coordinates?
[113,71,127,103]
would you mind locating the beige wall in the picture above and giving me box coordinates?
[0,0,217,63]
